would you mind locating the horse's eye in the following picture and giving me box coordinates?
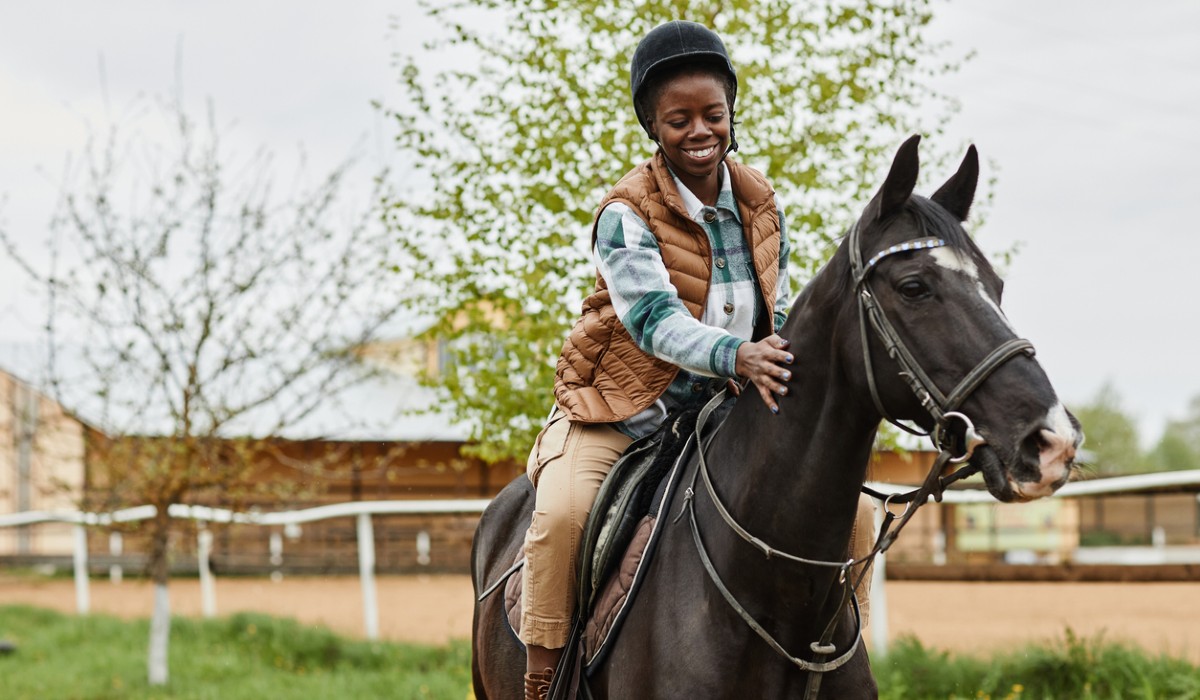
[897,278,929,299]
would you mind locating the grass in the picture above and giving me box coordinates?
[3,605,1200,699]
[875,630,1200,699]
[0,605,471,699]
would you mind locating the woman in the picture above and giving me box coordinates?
[519,21,874,698]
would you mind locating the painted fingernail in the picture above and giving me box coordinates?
[771,405,779,415]
[782,371,791,381]
[785,354,794,364]
[779,387,788,396]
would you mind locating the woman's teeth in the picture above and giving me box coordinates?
[685,146,716,159]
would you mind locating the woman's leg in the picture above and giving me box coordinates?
[519,416,632,689]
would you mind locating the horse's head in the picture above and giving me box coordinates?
[831,135,1082,502]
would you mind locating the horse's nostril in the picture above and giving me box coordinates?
[1018,426,1045,466]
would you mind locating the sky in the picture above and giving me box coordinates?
[0,1,1196,446]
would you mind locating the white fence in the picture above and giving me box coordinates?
[2,470,1199,646]
[0,499,489,640]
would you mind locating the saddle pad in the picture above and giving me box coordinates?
[582,453,682,669]
[501,453,684,661]
[582,514,654,663]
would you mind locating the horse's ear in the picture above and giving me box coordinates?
[931,145,979,222]
[873,134,921,222]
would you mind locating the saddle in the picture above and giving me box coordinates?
[495,395,733,697]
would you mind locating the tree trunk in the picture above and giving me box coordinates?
[148,582,170,685]
[147,512,171,686]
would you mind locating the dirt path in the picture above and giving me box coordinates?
[4,575,1199,662]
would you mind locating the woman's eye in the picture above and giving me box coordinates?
[897,278,929,299]
[668,121,687,129]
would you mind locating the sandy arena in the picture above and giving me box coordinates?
[3,575,1199,663]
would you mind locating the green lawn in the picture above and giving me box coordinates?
[3,605,1199,699]
[0,605,471,699]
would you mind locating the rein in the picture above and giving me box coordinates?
[683,223,1037,699]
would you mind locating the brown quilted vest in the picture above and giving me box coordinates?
[553,152,781,423]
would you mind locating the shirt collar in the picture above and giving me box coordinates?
[668,162,740,224]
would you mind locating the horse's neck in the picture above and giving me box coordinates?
[705,301,878,563]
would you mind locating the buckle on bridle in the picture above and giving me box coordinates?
[935,411,985,463]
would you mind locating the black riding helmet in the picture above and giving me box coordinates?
[630,20,739,156]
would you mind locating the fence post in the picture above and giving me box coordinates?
[416,530,431,566]
[109,532,123,584]
[73,524,90,615]
[357,512,380,640]
[269,532,284,582]
[198,528,216,618]
[869,505,889,657]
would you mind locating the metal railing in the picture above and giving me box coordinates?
[3,470,1200,645]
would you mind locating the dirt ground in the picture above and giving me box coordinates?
[3,575,1199,663]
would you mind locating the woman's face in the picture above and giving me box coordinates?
[647,72,730,193]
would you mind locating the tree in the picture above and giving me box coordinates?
[1147,394,1200,471]
[1071,382,1146,475]
[0,98,401,685]
[386,0,966,462]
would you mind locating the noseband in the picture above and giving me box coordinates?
[682,218,1037,699]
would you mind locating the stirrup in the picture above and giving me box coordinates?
[524,667,555,700]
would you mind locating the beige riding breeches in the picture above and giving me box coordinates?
[519,411,633,649]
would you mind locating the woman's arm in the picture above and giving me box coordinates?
[594,203,743,378]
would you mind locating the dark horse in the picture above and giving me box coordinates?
[471,136,1082,698]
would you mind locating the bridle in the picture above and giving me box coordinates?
[682,215,1036,699]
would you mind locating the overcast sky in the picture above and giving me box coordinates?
[0,1,1196,445]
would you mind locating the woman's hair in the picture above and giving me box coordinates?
[634,59,737,134]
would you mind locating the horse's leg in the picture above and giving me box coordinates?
[471,476,536,700]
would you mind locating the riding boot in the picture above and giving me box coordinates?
[524,667,555,700]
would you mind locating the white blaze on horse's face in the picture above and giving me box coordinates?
[1010,402,1079,501]
[929,247,1016,333]
[928,246,1081,500]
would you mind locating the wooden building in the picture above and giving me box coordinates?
[0,369,88,557]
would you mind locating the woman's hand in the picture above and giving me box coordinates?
[734,334,793,414]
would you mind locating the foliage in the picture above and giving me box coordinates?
[1071,382,1147,475]
[1147,394,1200,471]
[0,96,401,684]
[0,605,471,699]
[875,631,1200,700]
[385,0,966,462]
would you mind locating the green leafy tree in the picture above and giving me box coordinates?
[1072,382,1146,475]
[1147,394,1200,471]
[386,0,965,462]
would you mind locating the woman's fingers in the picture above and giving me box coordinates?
[758,382,778,414]
[735,335,795,414]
